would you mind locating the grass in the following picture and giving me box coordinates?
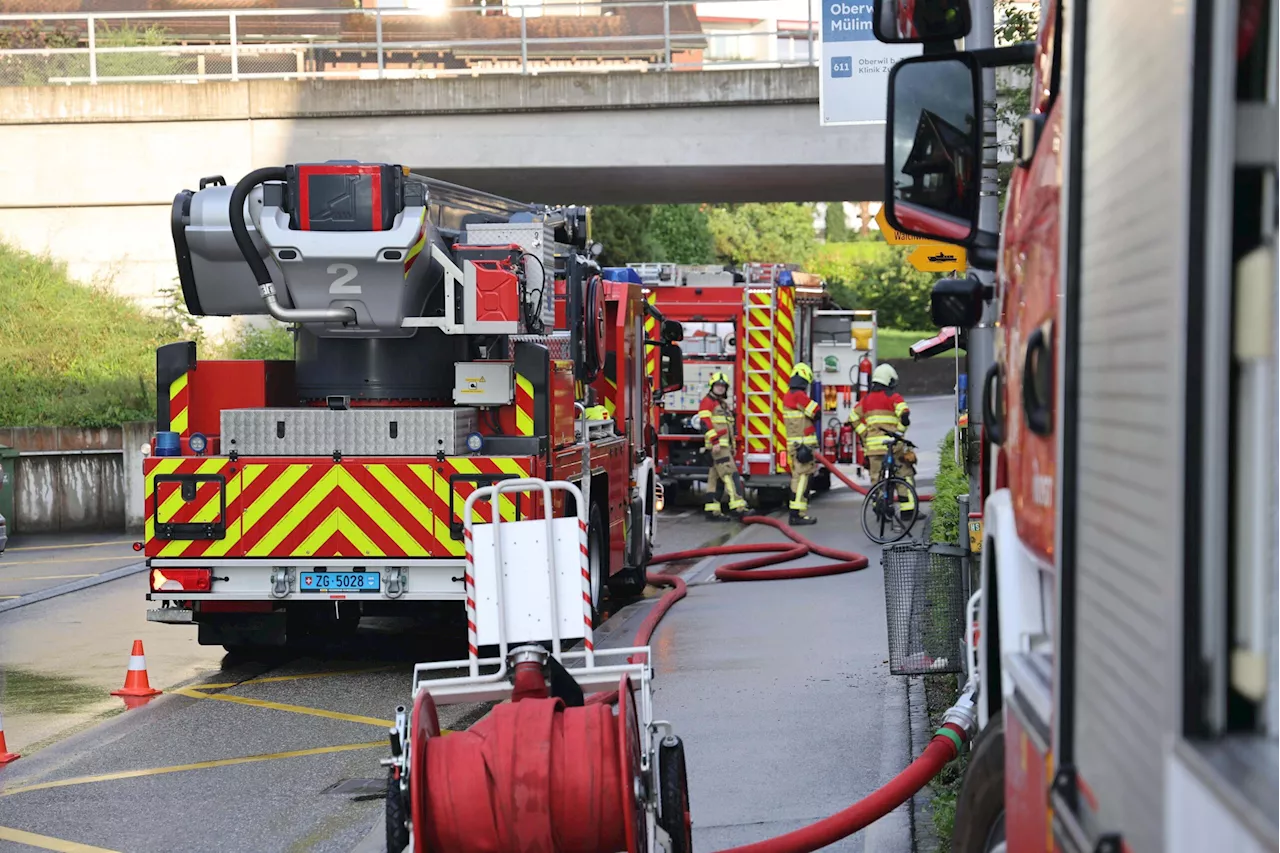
[877,328,969,362]
[0,243,189,428]
[930,428,969,546]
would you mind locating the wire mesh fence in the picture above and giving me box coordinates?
[881,542,968,676]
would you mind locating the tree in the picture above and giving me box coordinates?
[810,244,936,329]
[994,0,1040,211]
[705,203,817,266]
[823,202,850,243]
[648,205,716,264]
[590,206,660,267]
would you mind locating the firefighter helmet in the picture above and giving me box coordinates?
[790,363,814,384]
[709,372,730,388]
[872,363,899,388]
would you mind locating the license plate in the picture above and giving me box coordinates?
[299,571,381,593]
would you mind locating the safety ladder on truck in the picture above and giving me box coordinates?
[741,285,778,475]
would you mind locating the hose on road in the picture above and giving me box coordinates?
[576,454,960,852]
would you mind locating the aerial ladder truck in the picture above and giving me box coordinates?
[143,162,683,652]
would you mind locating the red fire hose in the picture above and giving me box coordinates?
[415,454,957,853]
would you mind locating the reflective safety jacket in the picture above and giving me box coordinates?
[695,395,734,448]
[782,389,819,446]
[849,389,909,455]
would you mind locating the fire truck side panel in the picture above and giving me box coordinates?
[1068,0,1200,847]
[1005,695,1053,853]
[999,101,1061,566]
[551,435,631,578]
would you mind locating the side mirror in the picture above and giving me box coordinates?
[660,344,684,393]
[884,53,983,246]
[873,0,971,44]
[930,275,985,328]
[661,319,684,343]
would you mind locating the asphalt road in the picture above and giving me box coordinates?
[0,396,953,853]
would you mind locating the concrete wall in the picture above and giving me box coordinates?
[0,68,884,310]
[0,423,150,534]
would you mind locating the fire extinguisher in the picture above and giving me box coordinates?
[823,418,839,459]
[839,421,855,464]
[857,355,873,397]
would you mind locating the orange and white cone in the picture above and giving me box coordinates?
[0,708,19,764]
[111,640,162,699]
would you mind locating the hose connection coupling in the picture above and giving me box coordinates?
[941,676,979,738]
[510,644,551,702]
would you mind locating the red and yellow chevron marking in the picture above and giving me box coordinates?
[144,456,533,560]
[144,457,242,558]
[403,209,428,277]
[643,293,659,384]
[168,372,190,437]
[774,286,796,471]
[515,373,535,436]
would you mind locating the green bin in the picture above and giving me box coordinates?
[0,444,16,527]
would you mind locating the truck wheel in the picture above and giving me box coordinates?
[385,770,409,853]
[588,502,607,627]
[952,716,1006,853]
[609,499,649,599]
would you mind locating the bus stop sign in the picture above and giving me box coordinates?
[820,2,920,125]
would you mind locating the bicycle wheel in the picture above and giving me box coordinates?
[861,477,920,544]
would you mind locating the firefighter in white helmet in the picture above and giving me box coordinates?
[694,372,747,521]
[849,363,916,518]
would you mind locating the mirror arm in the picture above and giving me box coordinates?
[971,42,1036,68]
[969,245,1000,271]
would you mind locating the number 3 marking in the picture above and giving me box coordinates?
[328,263,360,295]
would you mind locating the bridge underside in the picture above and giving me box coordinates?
[419,165,883,205]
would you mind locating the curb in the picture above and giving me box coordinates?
[0,560,146,615]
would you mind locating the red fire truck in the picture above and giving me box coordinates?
[878,0,1277,850]
[144,164,682,651]
[627,262,837,507]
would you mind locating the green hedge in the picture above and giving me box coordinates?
[930,428,969,545]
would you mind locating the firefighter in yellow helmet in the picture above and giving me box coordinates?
[694,371,748,521]
[849,363,916,518]
[781,362,820,525]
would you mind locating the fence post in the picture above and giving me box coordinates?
[375,9,384,79]
[87,15,97,84]
[807,0,815,65]
[662,0,671,69]
[229,13,239,81]
[520,13,527,74]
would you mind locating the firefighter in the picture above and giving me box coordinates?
[849,363,916,518]
[781,362,820,526]
[694,371,747,521]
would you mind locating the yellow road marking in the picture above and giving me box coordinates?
[194,666,396,691]
[0,826,120,852]
[2,539,134,553]
[0,572,101,581]
[174,687,393,727]
[0,595,18,600]
[0,742,385,799]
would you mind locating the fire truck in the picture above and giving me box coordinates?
[144,163,682,651]
[878,0,1277,851]
[628,262,839,506]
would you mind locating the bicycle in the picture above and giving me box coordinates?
[860,431,921,545]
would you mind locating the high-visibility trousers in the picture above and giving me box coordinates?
[868,451,917,512]
[704,444,747,514]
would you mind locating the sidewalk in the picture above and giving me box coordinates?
[635,488,916,852]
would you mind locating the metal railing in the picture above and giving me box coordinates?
[0,0,821,86]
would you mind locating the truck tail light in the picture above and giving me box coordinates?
[151,568,212,592]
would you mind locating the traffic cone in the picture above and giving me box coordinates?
[0,708,19,765]
[111,640,162,699]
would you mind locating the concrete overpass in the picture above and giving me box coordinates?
[0,67,885,307]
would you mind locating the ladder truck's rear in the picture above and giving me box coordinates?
[145,163,682,651]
